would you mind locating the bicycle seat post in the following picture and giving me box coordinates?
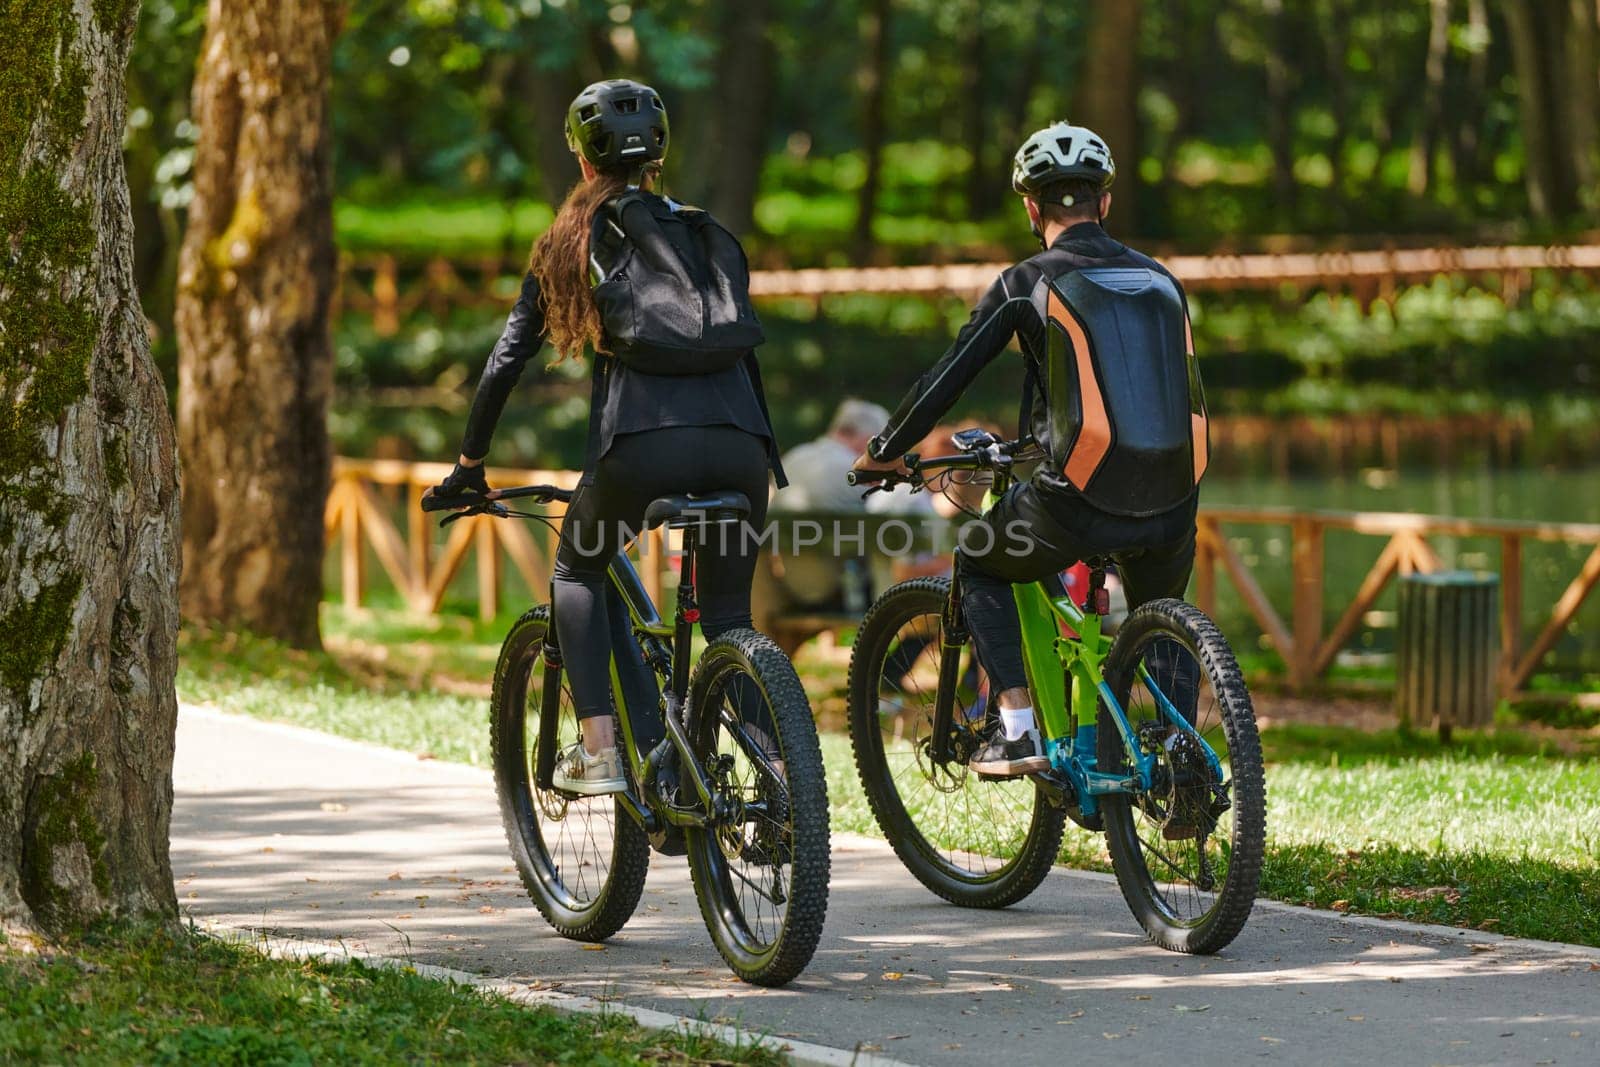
[1087,563,1110,617]
[670,523,699,703]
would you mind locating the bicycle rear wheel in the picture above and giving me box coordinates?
[489,607,650,941]
[684,629,829,986]
[847,578,1065,908]
[1098,599,1266,954]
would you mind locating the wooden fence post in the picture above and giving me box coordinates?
[341,479,364,608]
[476,517,500,622]
[1499,534,1521,694]
[1290,518,1324,687]
[1193,517,1217,618]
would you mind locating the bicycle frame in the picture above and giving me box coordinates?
[1016,571,1226,823]
[913,453,1224,826]
[533,527,727,835]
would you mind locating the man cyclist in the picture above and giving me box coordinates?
[853,122,1209,778]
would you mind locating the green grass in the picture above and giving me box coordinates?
[0,923,780,1065]
[180,608,1600,947]
[336,197,553,258]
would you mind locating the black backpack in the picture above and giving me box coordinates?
[591,192,765,375]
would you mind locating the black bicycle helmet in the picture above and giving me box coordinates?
[1011,120,1116,201]
[565,79,669,173]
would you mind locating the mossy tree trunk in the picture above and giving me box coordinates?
[0,0,181,937]
[176,0,342,649]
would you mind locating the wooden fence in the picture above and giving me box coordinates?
[326,458,1600,704]
[336,240,1600,335]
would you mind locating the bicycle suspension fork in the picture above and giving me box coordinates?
[928,567,969,766]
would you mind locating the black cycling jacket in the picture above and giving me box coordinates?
[458,199,782,480]
[869,221,1208,517]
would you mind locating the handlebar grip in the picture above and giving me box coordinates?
[421,491,487,513]
[846,468,890,487]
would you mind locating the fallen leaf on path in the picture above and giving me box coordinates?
[882,972,903,981]
[1130,994,1152,1001]
[319,801,347,813]
[858,1045,882,1053]
[581,944,606,951]
[886,1034,910,1041]
[943,1044,962,1050]
[1347,1015,1365,1022]
[1173,1004,1211,1013]
[1330,900,1350,911]
[1469,943,1495,953]
[388,872,403,881]
[261,847,274,853]
[1328,936,1354,944]
[1261,1036,1283,1044]
[1102,1033,1122,1040]
[1589,963,1600,972]
[478,906,496,914]
[416,752,436,761]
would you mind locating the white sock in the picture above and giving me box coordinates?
[1000,706,1036,742]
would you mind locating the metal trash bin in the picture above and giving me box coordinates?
[1395,571,1499,741]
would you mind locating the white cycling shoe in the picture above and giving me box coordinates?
[551,742,628,795]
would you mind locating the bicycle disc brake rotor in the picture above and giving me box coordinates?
[912,725,974,793]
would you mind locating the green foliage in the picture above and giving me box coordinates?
[0,923,783,1064]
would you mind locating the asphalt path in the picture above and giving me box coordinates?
[172,706,1600,1066]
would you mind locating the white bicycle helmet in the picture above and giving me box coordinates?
[1011,121,1116,202]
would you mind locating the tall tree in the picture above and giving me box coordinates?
[176,0,343,648]
[1073,0,1143,233]
[1408,0,1452,195]
[1566,0,1598,202]
[853,0,892,260]
[1499,0,1581,219]
[1,0,181,936]
[670,0,777,235]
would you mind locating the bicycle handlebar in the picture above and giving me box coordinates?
[421,483,574,523]
[846,434,1040,493]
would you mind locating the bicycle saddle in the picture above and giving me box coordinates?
[643,490,751,530]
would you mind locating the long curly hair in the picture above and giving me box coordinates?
[529,164,660,361]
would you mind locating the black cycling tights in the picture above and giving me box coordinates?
[552,425,770,748]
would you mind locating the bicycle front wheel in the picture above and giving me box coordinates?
[489,607,650,942]
[684,629,830,986]
[847,578,1065,908]
[1098,598,1266,954]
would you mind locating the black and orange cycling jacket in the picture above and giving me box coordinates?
[869,220,1208,518]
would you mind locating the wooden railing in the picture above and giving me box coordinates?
[1193,509,1600,704]
[335,240,1600,335]
[326,458,1600,704]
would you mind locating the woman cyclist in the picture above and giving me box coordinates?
[426,79,785,795]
